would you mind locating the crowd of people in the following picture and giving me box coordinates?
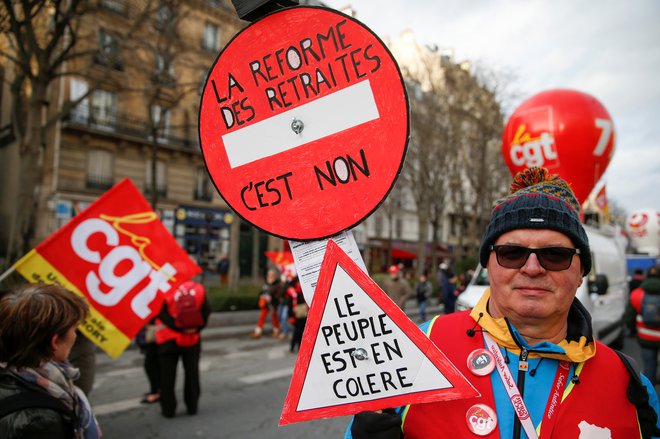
[380,260,473,321]
[248,257,470,352]
[249,270,309,353]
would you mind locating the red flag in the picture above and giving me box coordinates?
[265,251,296,281]
[13,179,201,357]
[594,185,610,223]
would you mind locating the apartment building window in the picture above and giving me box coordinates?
[155,54,172,74]
[155,4,173,30]
[70,78,89,123]
[374,215,383,237]
[194,167,213,201]
[202,23,219,52]
[90,89,116,130]
[395,218,403,239]
[96,30,122,69]
[87,149,113,189]
[154,53,175,85]
[150,105,170,142]
[145,160,167,197]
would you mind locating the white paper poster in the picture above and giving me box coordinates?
[290,230,367,303]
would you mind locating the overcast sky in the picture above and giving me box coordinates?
[340,0,660,215]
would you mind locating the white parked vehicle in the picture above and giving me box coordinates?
[455,224,628,348]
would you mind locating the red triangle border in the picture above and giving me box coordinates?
[280,240,479,425]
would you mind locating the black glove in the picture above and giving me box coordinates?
[350,409,403,439]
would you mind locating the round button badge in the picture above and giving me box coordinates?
[466,403,498,436]
[467,348,495,376]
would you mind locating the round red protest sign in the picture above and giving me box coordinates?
[199,6,409,241]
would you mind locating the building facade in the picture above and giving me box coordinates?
[1,2,504,283]
[0,0,280,282]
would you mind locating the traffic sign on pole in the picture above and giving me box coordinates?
[199,6,409,241]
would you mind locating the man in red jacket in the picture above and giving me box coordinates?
[155,281,211,418]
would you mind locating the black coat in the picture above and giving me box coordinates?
[0,367,73,439]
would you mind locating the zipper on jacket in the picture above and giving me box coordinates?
[512,347,529,439]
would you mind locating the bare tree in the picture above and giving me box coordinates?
[380,182,405,269]
[400,52,458,275]
[121,0,206,209]
[397,46,512,273]
[606,197,628,228]
[441,63,511,261]
[0,0,151,261]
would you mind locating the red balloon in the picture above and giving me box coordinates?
[502,89,615,204]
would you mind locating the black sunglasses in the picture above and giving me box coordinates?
[490,245,580,271]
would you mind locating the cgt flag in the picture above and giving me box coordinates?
[12,179,201,358]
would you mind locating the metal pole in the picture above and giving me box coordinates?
[0,265,16,284]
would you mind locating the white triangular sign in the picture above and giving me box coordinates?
[280,240,478,425]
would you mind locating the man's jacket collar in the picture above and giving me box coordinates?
[469,288,596,363]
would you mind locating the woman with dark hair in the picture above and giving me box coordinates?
[0,283,101,438]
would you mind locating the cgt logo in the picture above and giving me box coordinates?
[508,124,560,168]
[71,214,177,319]
[465,403,497,436]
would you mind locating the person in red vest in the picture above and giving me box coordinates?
[347,167,660,439]
[249,269,284,339]
[627,265,660,385]
[155,281,210,418]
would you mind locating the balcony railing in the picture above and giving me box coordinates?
[144,184,168,198]
[194,188,213,202]
[94,51,124,71]
[66,104,197,149]
[86,175,114,190]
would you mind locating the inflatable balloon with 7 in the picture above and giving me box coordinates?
[502,89,615,205]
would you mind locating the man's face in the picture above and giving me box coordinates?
[487,229,584,323]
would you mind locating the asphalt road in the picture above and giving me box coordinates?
[90,335,350,438]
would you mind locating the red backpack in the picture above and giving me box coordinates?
[173,282,204,329]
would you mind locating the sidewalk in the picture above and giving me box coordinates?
[201,299,444,341]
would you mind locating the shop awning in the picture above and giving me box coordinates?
[391,248,417,260]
